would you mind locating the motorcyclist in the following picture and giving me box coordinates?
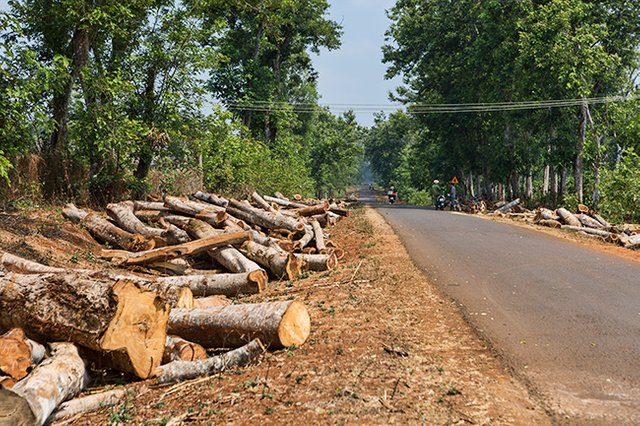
[387,186,397,203]
[430,179,442,205]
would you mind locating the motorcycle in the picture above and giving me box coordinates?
[388,191,398,204]
[435,195,446,210]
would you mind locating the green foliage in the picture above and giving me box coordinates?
[0,151,11,185]
[599,150,640,224]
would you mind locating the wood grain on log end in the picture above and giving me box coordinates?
[278,301,311,347]
[99,280,169,379]
[0,329,32,381]
[248,269,268,292]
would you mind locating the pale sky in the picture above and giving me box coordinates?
[312,0,402,126]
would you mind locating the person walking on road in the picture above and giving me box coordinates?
[430,179,442,205]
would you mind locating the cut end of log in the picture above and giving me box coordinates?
[277,301,311,347]
[285,254,305,280]
[99,279,169,379]
[0,328,32,381]
[248,269,268,292]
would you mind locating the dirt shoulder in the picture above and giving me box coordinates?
[0,206,550,424]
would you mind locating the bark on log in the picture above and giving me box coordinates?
[227,201,305,233]
[295,253,338,271]
[0,329,45,382]
[557,208,582,227]
[590,212,612,229]
[538,219,562,229]
[293,201,329,217]
[0,386,35,425]
[192,191,229,208]
[4,343,88,425]
[134,209,170,222]
[495,198,521,214]
[133,201,170,212]
[328,203,350,217]
[63,204,154,252]
[164,196,225,215]
[241,241,304,280]
[263,195,306,209]
[155,339,264,385]
[294,225,314,250]
[108,231,251,266]
[48,389,126,422]
[251,192,278,213]
[107,201,165,237]
[192,295,231,308]
[163,335,207,364]
[158,218,191,244]
[158,270,267,298]
[0,251,67,274]
[575,213,606,230]
[310,219,327,253]
[168,301,310,349]
[561,225,612,238]
[0,271,169,379]
[274,192,289,201]
[535,208,560,222]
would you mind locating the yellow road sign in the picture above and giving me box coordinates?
[451,176,459,184]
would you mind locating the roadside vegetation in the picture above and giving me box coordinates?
[0,0,363,205]
[369,0,640,224]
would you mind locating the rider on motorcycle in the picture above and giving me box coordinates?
[430,179,442,206]
[387,186,398,203]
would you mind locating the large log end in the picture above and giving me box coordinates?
[0,329,32,381]
[278,301,311,347]
[0,387,36,426]
[99,280,169,379]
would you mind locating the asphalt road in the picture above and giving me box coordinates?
[371,193,640,422]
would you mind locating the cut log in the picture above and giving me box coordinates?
[4,342,88,425]
[251,192,278,213]
[577,203,590,214]
[495,198,521,214]
[134,209,171,222]
[241,241,304,280]
[0,251,66,274]
[0,329,45,382]
[155,339,264,384]
[535,208,560,222]
[561,225,611,238]
[537,219,562,229]
[310,219,327,253]
[108,231,251,266]
[163,335,207,364]
[0,271,168,379]
[133,201,170,212]
[328,203,350,217]
[294,225,314,250]
[0,376,16,389]
[48,389,126,422]
[228,199,305,233]
[192,295,232,308]
[158,218,191,244]
[63,204,154,252]
[106,201,165,237]
[192,191,229,208]
[168,301,310,349]
[159,270,267,298]
[293,201,330,217]
[556,208,582,227]
[575,213,606,230]
[590,212,612,229]
[109,274,193,309]
[274,192,289,201]
[295,253,338,271]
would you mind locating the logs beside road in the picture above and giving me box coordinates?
[0,190,353,424]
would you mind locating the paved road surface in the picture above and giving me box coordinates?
[370,192,640,421]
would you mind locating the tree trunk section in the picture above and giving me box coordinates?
[106,201,165,237]
[155,339,264,385]
[0,271,168,379]
[4,343,88,425]
[227,200,304,233]
[310,219,327,253]
[108,231,250,266]
[192,191,229,208]
[163,336,207,364]
[295,253,338,271]
[48,389,125,422]
[241,241,304,280]
[168,301,310,349]
[0,329,45,383]
[556,208,582,227]
[159,270,267,298]
[63,204,154,252]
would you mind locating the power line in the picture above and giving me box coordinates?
[217,94,639,114]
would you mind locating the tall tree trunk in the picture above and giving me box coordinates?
[525,172,533,200]
[560,167,567,203]
[575,99,588,204]
[543,164,550,197]
[44,28,90,198]
[134,65,158,183]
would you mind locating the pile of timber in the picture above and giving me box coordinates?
[476,198,640,250]
[0,191,350,424]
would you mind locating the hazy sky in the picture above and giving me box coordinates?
[312,0,402,126]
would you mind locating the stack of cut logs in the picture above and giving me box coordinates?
[485,198,640,250]
[0,191,350,425]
